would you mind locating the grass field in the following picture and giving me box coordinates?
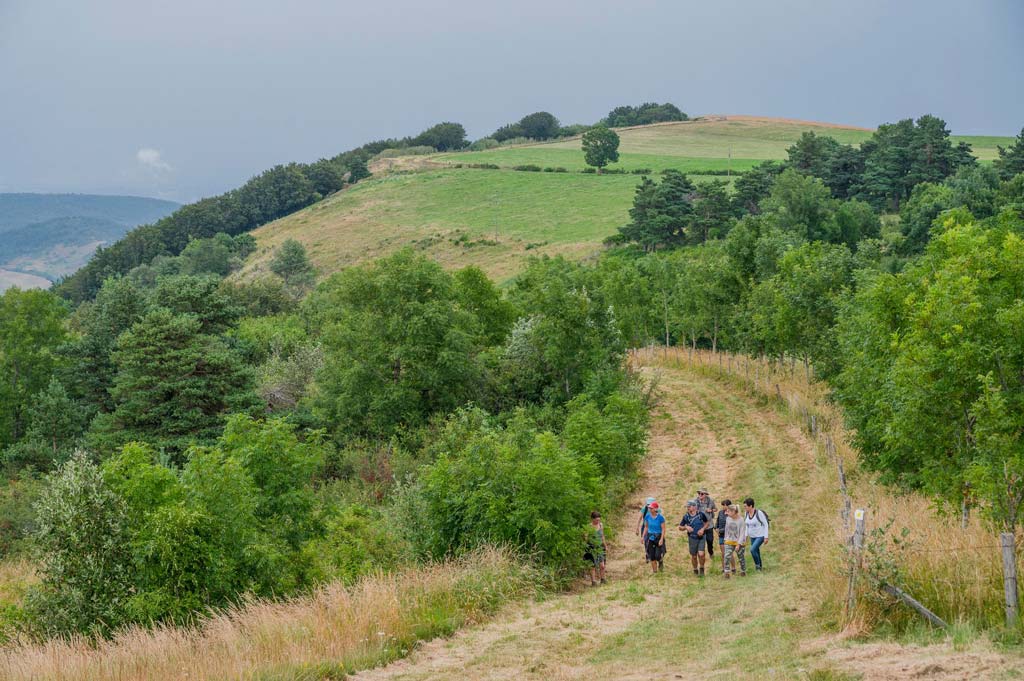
[242,117,1013,283]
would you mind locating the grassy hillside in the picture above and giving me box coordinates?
[242,117,1013,283]
[0,193,179,290]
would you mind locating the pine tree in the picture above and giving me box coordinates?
[995,127,1024,180]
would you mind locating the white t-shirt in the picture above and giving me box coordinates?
[745,509,769,539]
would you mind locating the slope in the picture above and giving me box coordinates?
[241,117,1011,284]
[350,353,1019,681]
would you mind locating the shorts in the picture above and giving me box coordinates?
[688,534,707,555]
[645,535,665,562]
[584,548,606,567]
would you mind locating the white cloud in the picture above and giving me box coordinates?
[136,147,172,172]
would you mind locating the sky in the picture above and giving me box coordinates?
[1,0,1021,203]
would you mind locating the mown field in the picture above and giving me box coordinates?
[242,117,1013,283]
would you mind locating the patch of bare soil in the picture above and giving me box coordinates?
[823,641,1016,680]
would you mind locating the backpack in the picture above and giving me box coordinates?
[756,509,771,527]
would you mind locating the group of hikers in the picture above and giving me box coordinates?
[584,488,770,585]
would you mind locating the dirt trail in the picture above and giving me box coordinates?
[351,362,1018,681]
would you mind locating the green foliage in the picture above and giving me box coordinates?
[763,169,837,242]
[27,453,134,637]
[491,111,562,141]
[412,122,468,151]
[270,238,317,289]
[603,102,687,127]
[994,127,1024,180]
[453,266,516,345]
[416,408,601,570]
[347,157,372,184]
[2,378,88,472]
[88,308,261,457]
[581,126,620,170]
[309,251,483,437]
[0,288,68,448]
[617,170,696,250]
[898,182,956,254]
[835,217,1024,500]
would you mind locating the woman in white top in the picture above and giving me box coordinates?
[743,497,769,571]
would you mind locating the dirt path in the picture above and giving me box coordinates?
[350,362,1018,681]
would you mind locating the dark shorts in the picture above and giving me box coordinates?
[645,535,665,562]
[688,534,707,555]
[584,548,606,566]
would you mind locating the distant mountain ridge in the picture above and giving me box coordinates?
[0,193,180,290]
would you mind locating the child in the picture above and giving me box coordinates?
[585,511,607,585]
[722,504,747,578]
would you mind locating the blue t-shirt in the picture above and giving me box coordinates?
[645,511,666,536]
[679,511,709,535]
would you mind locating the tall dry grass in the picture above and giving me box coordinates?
[634,345,1021,633]
[0,547,539,681]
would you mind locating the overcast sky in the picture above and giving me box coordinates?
[1,0,1021,202]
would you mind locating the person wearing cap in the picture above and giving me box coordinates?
[695,488,717,560]
[636,496,656,562]
[643,501,667,573]
[678,499,711,576]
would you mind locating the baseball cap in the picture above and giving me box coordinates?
[687,499,698,507]
[645,497,656,505]
[649,502,660,511]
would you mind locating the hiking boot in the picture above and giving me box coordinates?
[723,572,731,579]
[600,578,607,584]
[658,560,664,572]
[693,569,699,576]
[740,571,747,577]
[699,568,705,577]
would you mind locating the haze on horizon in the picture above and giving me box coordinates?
[1,0,1021,203]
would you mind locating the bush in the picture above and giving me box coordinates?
[513,164,542,172]
[373,146,436,159]
[415,409,601,571]
[498,136,533,147]
[26,453,134,637]
[468,138,500,151]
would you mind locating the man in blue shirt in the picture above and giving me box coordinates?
[678,500,711,576]
[643,502,667,573]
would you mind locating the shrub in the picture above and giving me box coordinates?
[415,409,601,571]
[498,136,533,147]
[468,138,499,151]
[373,146,436,159]
[513,164,542,172]
[26,452,134,637]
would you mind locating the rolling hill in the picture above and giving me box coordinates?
[0,193,180,290]
[240,116,1012,283]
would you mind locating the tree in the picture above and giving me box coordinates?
[238,163,320,225]
[763,169,838,242]
[1,378,88,472]
[581,126,620,171]
[347,157,371,184]
[412,122,468,151]
[89,309,261,457]
[832,199,881,250]
[305,158,346,196]
[270,238,316,288]
[898,182,955,254]
[27,452,133,637]
[0,288,68,447]
[453,266,516,345]
[603,102,687,127]
[308,251,482,436]
[617,170,696,250]
[690,179,734,243]
[493,111,561,141]
[732,161,784,215]
[994,127,1024,180]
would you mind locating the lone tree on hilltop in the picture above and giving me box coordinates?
[582,126,620,172]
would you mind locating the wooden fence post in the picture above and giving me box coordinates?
[1001,532,1019,628]
[845,508,866,624]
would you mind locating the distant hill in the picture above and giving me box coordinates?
[0,193,180,290]
[239,116,1012,284]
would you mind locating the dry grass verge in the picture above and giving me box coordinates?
[0,547,540,681]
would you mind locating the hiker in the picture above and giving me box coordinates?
[636,496,655,561]
[677,499,710,576]
[715,498,731,572]
[722,504,747,578]
[643,501,667,573]
[744,497,769,571]
[584,511,607,585]
[695,488,717,559]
